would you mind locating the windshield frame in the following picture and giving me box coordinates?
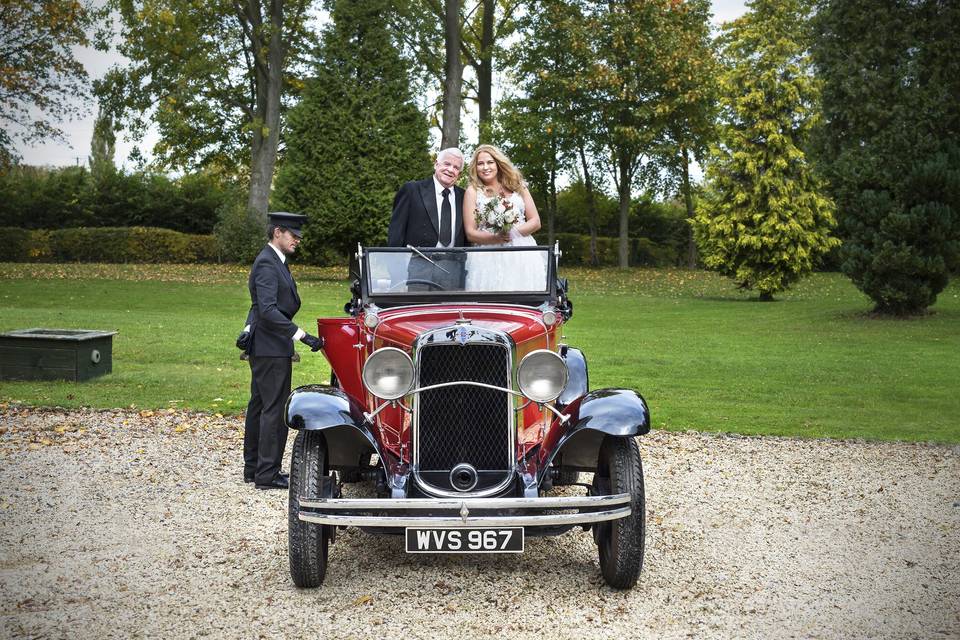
[357,245,558,307]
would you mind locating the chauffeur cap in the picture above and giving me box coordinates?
[267,212,308,238]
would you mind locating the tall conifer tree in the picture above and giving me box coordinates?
[694,0,838,300]
[811,0,960,315]
[272,0,431,261]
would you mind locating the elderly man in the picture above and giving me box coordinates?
[388,147,466,248]
[237,212,322,490]
[388,148,467,290]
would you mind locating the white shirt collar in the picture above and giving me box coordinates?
[268,242,286,263]
[433,177,453,195]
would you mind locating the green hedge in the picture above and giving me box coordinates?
[539,233,678,267]
[0,227,218,263]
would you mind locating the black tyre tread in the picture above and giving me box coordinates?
[288,430,329,588]
[597,436,645,589]
[556,469,580,485]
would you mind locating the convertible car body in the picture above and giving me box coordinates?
[285,245,650,589]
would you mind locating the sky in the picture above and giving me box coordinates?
[15,0,749,169]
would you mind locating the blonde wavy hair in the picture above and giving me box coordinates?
[468,144,525,195]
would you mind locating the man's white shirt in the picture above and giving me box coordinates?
[433,176,456,248]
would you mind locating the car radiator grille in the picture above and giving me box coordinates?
[416,343,511,473]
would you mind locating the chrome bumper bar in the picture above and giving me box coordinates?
[297,493,631,527]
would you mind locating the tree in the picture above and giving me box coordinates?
[394,0,521,145]
[440,0,463,147]
[97,0,316,221]
[89,106,116,177]
[693,0,838,300]
[585,0,716,268]
[271,0,431,261]
[656,0,718,268]
[0,0,106,165]
[811,0,960,315]
[494,0,586,248]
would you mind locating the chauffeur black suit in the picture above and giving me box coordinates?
[243,245,301,485]
[387,177,466,248]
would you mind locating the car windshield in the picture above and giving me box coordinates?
[362,246,554,302]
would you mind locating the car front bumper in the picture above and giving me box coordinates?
[297,493,632,527]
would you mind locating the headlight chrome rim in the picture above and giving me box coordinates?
[362,347,414,400]
[517,349,568,403]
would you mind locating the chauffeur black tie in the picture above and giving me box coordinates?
[440,188,452,247]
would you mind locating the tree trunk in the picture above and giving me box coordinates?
[577,143,599,266]
[681,145,698,269]
[245,0,285,225]
[476,0,494,139]
[617,150,631,269]
[440,0,462,148]
[548,163,556,247]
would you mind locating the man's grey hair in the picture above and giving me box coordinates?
[436,147,464,164]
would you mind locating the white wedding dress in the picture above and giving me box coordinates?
[465,191,546,292]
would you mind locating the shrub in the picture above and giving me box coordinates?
[213,195,264,264]
[0,227,216,263]
[0,227,51,261]
[545,233,678,267]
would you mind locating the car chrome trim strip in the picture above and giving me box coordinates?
[364,381,569,425]
[298,492,631,510]
[299,506,632,528]
[299,508,629,528]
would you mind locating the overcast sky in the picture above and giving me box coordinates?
[16,0,748,169]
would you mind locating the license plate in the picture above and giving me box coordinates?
[405,527,524,553]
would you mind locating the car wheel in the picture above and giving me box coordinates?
[288,430,330,588]
[556,468,579,485]
[592,435,645,589]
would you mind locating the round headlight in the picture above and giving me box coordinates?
[517,349,568,403]
[362,347,414,400]
[541,307,558,326]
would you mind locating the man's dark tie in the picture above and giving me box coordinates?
[440,188,452,246]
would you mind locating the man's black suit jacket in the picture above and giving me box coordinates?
[388,177,466,247]
[244,245,301,357]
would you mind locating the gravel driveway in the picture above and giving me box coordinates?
[1,406,957,639]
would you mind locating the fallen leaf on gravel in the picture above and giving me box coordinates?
[353,595,373,606]
[139,411,154,418]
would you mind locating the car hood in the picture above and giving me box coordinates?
[368,304,551,349]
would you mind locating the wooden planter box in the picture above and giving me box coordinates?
[0,328,118,382]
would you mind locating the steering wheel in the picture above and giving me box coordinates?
[387,278,445,292]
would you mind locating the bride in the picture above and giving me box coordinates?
[463,145,545,291]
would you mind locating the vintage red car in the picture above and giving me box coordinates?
[285,245,650,589]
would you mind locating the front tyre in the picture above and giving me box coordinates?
[592,435,645,589]
[288,430,330,587]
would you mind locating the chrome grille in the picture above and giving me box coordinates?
[416,343,511,473]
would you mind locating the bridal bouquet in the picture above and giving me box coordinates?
[475,196,519,234]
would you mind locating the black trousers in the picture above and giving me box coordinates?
[244,355,291,483]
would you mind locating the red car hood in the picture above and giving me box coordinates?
[369,304,551,350]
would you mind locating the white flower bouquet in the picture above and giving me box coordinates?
[475,196,519,234]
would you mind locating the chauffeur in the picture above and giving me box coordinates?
[237,212,322,490]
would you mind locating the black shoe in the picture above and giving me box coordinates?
[255,475,289,490]
[246,471,287,483]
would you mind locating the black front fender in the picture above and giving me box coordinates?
[546,388,650,472]
[285,385,379,469]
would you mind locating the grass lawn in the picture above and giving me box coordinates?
[1,262,958,443]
